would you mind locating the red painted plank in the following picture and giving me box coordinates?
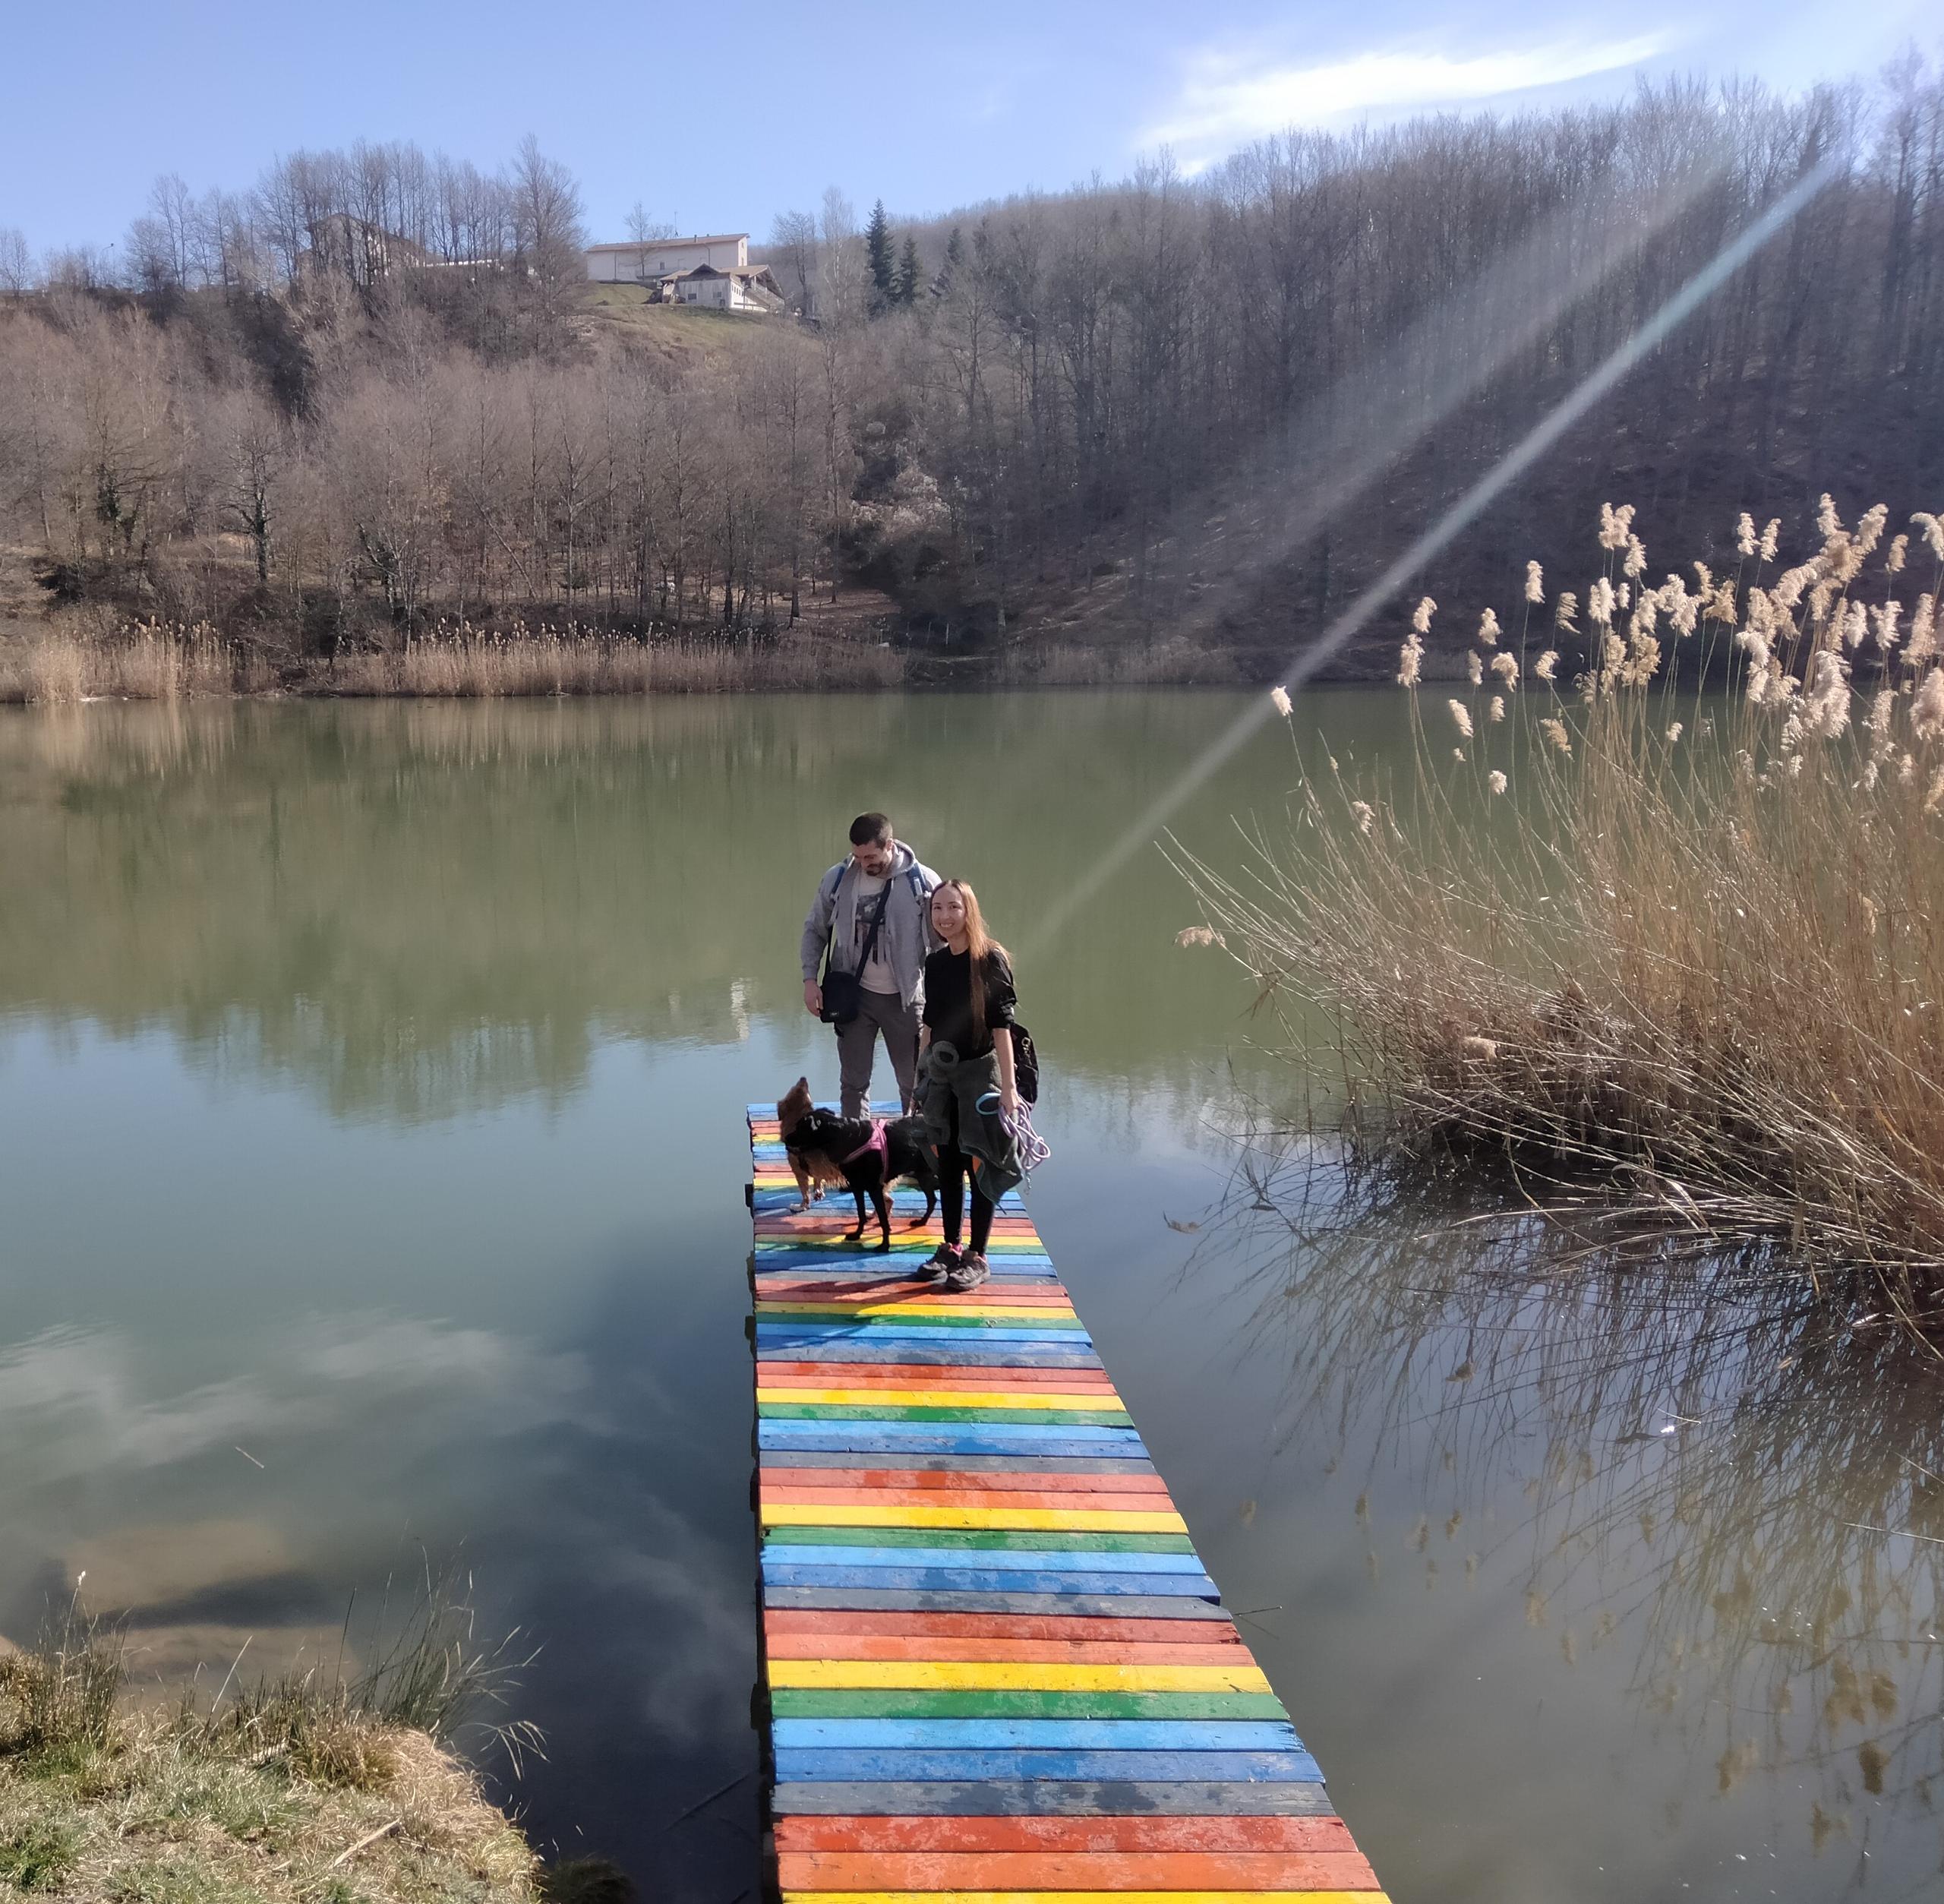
[761,1488,1169,1514]
[759,1467,1172,1495]
[756,1370,1119,1394]
[777,1849,1382,1890]
[762,1610,1246,1646]
[775,1814,1358,1854]
[756,1281,1078,1305]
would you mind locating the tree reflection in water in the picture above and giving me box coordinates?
[1202,1137,1944,1853]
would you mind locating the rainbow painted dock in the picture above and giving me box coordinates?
[746,1103,1387,1902]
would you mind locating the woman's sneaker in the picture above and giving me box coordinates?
[915,1242,961,1282]
[944,1252,989,1293]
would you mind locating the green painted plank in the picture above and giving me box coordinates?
[768,1689,1290,1721]
[760,1527,1197,1555]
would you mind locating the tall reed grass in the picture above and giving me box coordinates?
[0,619,908,702]
[1183,500,1944,1329]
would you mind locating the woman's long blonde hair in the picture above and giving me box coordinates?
[934,879,1008,1032]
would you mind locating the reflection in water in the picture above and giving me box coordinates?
[1205,1141,1944,1880]
[0,694,1325,1121]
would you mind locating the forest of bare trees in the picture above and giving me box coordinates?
[1,59,1939,679]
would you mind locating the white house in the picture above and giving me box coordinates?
[585,232,749,283]
[663,263,785,312]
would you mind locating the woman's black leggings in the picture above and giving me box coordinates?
[939,1098,996,1253]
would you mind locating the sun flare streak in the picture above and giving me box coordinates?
[1026,154,1845,957]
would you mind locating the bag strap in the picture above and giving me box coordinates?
[855,876,894,973]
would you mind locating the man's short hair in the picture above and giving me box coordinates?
[850,813,893,847]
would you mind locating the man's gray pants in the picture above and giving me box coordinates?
[835,989,920,1117]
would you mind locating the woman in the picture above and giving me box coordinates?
[916,879,1024,1293]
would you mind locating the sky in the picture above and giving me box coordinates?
[0,0,1932,256]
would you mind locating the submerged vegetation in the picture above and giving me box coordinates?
[0,1583,544,1904]
[1186,497,1944,1328]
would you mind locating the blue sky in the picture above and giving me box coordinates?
[0,0,1930,254]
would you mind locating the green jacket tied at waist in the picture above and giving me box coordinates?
[917,1040,1023,1204]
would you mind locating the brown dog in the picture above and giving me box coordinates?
[777,1075,846,1212]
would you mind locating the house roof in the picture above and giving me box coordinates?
[585,234,747,253]
[664,264,779,283]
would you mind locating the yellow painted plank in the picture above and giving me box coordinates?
[767,1661,1273,1693]
[760,1504,1188,1534]
[756,1388,1122,1412]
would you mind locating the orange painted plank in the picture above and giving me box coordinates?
[759,1467,1172,1495]
[762,1634,1255,1666]
[775,1816,1358,1855]
[777,1851,1381,1891]
[763,1611,1245,1646]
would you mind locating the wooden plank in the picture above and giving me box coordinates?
[760,1505,1182,1533]
[772,1815,1359,1854]
[760,1566,1220,1599]
[767,1661,1271,1693]
[765,1643,1256,1670]
[771,1748,1327,1782]
[763,1610,1242,1644]
[777,1849,1381,1890]
[768,1690,1286,1719]
[768,1780,1337,1817]
[761,1486,1175,1511]
[756,1454,1157,1477]
[758,1432,1155,1460]
[756,1344,1106,1369]
[759,1469,1170,1493]
[759,1590,1231,1619]
[772,1719,1302,1751]
[757,1366,1121,1389]
[759,1546,1207,1575]
[761,1531,1198,1556]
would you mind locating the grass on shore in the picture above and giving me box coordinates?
[0,1594,546,1904]
[1183,500,1944,1331]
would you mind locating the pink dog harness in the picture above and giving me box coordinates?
[843,1119,889,1169]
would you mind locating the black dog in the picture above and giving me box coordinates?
[781,1109,939,1249]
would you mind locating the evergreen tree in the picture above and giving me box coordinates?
[896,234,921,307]
[933,225,964,298]
[864,199,895,313]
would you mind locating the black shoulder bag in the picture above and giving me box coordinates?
[819,875,894,1025]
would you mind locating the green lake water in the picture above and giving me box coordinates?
[2,690,1939,1902]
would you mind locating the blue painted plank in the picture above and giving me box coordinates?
[756,1342,1106,1369]
[768,1779,1337,1816]
[757,1430,1153,1460]
[759,1588,1224,1618]
[761,1546,1207,1575]
[772,1748,1325,1784]
[772,1719,1302,1751]
[760,1565,1219,1598]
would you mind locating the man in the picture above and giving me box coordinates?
[800,813,941,1117]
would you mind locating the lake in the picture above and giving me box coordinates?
[3,690,1939,1902]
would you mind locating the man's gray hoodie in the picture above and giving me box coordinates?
[800,842,942,1010]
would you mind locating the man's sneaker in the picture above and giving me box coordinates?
[914,1242,961,1283]
[944,1252,990,1293]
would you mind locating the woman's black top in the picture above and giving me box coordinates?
[923,946,1017,1059]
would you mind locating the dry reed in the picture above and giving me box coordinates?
[1182,498,1944,1331]
[0,618,908,702]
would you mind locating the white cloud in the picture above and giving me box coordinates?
[1150,32,1677,166]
